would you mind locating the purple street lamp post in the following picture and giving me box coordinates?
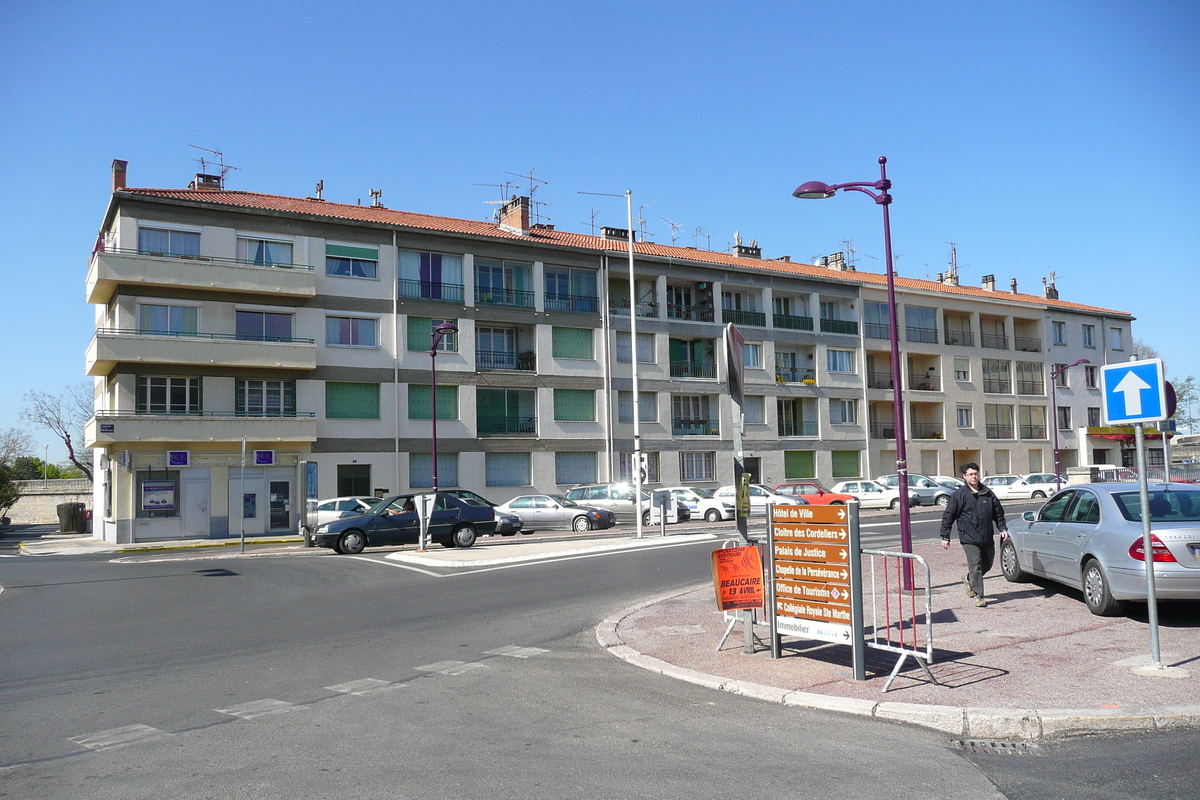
[430,322,459,496]
[793,157,915,578]
[1050,358,1090,492]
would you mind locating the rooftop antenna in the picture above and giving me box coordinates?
[506,168,550,225]
[580,208,600,236]
[693,226,705,248]
[369,188,383,208]
[660,216,683,245]
[314,180,324,200]
[188,145,239,188]
[636,201,655,240]
[704,229,723,250]
[840,238,857,267]
[473,180,517,203]
[945,242,966,279]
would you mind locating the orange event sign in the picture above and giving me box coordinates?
[711,545,764,611]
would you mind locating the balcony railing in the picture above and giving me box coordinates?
[476,287,535,308]
[986,424,1015,439]
[672,419,720,436]
[1016,380,1045,395]
[981,333,1009,350]
[96,327,315,344]
[910,422,944,439]
[477,416,537,435]
[610,300,658,317]
[670,361,717,378]
[1015,336,1042,353]
[398,279,465,303]
[776,367,816,383]
[863,322,889,339]
[94,409,316,419]
[983,379,1012,393]
[779,420,818,437]
[774,314,815,331]
[476,350,536,371]
[909,373,942,391]
[905,326,938,344]
[820,318,858,335]
[545,294,599,313]
[722,309,766,327]
[97,246,314,271]
[667,303,715,322]
[944,329,975,346]
[1020,425,1048,439]
[867,371,894,389]
[869,422,897,439]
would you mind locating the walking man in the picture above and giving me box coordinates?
[940,462,1008,607]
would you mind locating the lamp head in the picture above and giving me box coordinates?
[435,322,459,335]
[793,181,836,200]
[1073,358,1091,367]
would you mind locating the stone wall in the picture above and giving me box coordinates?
[4,479,93,525]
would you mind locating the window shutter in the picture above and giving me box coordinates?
[486,453,529,486]
[553,327,593,359]
[831,450,860,478]
[407,317,431,351]
[555,452,596,485]
[784,451,815,479]
[554,389,595,421]
[326,244,378,260]
[326,382,380,419]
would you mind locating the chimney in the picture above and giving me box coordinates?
[828,252,846,271]
[498,196,530,236]
[981,274,996,291]
[1042,274,1059,300]
[943,271,959,286]
[112,159,128,192]
[936,272,944,283]
[1010,277,1019,294]
[775,255,791,262]
[600,225,631,242]
[734,240,762,259]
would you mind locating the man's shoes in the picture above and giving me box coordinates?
[975,596,988,608]
[963,575,977,599]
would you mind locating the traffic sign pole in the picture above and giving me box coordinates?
[1135,424,1162,668]
[848,501,865,681]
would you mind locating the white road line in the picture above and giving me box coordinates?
[69,724,171,752]
[325,678,404,696]
[215,699,305,719]
[415,661,489,676]
[485,645,549,658]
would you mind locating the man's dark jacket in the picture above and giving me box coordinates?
[939,484,1008,545]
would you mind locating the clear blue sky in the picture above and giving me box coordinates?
[2,1,1197,460]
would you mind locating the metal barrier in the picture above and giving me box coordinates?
[862,548,939,692]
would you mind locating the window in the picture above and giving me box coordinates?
[326,244,378,279]
[545,267,598,312]
[410,453,458,488]
[1054,363,1069,388]
[1052,321,1066,345]
[552,327,594,360]
[680,451,716,482]
[863,301,889,338]
[827,349,855,373]
[982,359,1012,393]
[398,250,465,301]
[954,358,971,382]
[784,451,816,479]
[1088,406,1101,427]
[743,395,765,425]
[905,305,937,343]
[139,304,197,334]
[1085,366,1098,388]
[555,452,597,485]
[831,451,860,479]
[830,398,858,425]
[616,331,655,363]
[137,226,199,256]
[957,405,974,428]
[326,316,378,347]
[136,376,200,414]
[407,317,457,352]
[486,452,529,486]
[1058,406,1072,430]
[819,300,843,320]
[985,404,1015,438]
[337,464,371,496]
[237,237,292,266]
[618,391,657,423]
[1020,406,1047,438]
[619,451,660,482]
[554,389,595,422]
[673,395,711,422]
[1108,327,1124,350]
[326,382,380,419]
[236,379,296,416]
[744,343,762,369]
[408,385,458,420]
[1082,324,1096,348]
[1016,362,1044,394]
[475,258,532,306]
[237,310,292,342]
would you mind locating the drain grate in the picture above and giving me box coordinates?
[952,739,1045,756]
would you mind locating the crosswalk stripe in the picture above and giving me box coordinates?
[69,724,170,751]
[215,699,304,719]
[485,645,549,658]
[415,660,489,675]
[325,678,404,695]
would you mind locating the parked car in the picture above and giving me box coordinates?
[563,483,690,525]
[1023,473,1066,489]
[830,480,912,509]
[312,496,378,526]
[772,481,855,505]
[494,494,616,533]
[982,474,1050,501]
[312,492,496,553]
[875,473,955,506]
[662,486,735,522]
[712,484,807,515]
[1001,483,1200,616]
[931,475,966,490]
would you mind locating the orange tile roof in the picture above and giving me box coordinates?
[121,187,1132,318]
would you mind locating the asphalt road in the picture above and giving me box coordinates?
[1,507,1197,799]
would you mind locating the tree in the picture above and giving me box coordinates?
[1132,338,1198,434]
[22,383,93,482]
[10,457,66,481]
[0,427,34,467]
[0,465,18,523]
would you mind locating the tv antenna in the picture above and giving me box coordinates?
[474,179,517,204]
[636,201,655,240]
[945,242,966,279]
[188,145,239,187]
[580,208,600,236]
[660,217,683,245]
[506,168,550,225]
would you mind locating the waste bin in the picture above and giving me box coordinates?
[57,502,86,534]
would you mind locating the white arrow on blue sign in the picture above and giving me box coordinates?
[1100,359,1167,425]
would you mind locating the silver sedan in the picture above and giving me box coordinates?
[1001,483,1200,616]
[494,494,617,533]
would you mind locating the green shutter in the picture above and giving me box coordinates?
[554,389,594,421]
[326,382,380,419]
[831,450,861,479]
[407,317,431,351]
[326,243,379,260]
[409,385,457,420]
[784,451,815,479]
[552,327,593,359]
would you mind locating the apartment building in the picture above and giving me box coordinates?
[84,161,1135,543]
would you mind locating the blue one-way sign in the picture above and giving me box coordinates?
[1101,359,1167,424]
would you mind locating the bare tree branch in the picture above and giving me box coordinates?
[22,383,93,482]
[0,427,35,467]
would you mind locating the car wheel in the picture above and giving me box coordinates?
[337,530,366,555]
[1031,491,1047,499]
[889,498,900,509]
[830,500,844,505]
[1082,559,1125,616]
[573,515,593,532]
[704,509,722,522]
[452,524,477,548]
[936,495,950,507]
[1000,540,1028,582]
[642,510,651,526]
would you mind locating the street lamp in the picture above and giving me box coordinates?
[793,157,915,566]
[1050,358,1090,492]
[429,322,459,496]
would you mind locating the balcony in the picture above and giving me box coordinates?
[910,422,945,439]
[983,379,1012,393]
[668,304,715,322]
[905,326,938,344]
[477,416,537,435]
[773,314,814,332]
[476,287,535,308]
[87,248,316,305]
[943,330,974,347]
[776,367,816,384]
[610,300,658,318]
[909,373,942,391]
[867,371,894,390]
[670,361,717,379]
[672,418,720,436]
[1015,336,1042,353]
[981,333,1008,350]
[863,322,889,339]
[1016,380,1045,395]
[476,350,536,372]
[986,424,1015,439]
[398,279,465,304]
[869,422,897,439]
[545,294,599,313]
[1020,425,1048,439]
[722,309,766,327]
[86,328,317,376]
[820,318,858,335]
[85,410,317,447]
[779,420,818,437]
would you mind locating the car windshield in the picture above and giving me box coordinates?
[1111,490,1200,522]
[456,495,491,508]
[363,497,388,513]
[691,488,714,499]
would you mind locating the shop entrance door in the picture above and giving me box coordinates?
[269,481,291,530]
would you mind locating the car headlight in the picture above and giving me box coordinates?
[316,525,329,534]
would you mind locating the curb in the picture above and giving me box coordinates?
[596,589,1200,740]
[386,533,716,569]
[19,537,304,556]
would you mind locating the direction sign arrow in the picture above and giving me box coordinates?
[1114,370,1151,416]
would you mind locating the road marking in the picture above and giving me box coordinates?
[416,660,489,675]
[69,724,171,751]
[485,645,549,658]
[215,699,305,719]
[325,678,405,695]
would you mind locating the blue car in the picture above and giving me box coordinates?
[312,492,498,553]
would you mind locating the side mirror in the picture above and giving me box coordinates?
[1022,511,1035,522]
